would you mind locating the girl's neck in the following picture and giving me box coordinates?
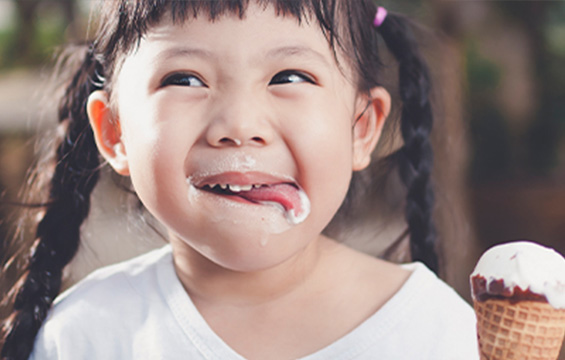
[170,234,335,306]
[168,233,411,360]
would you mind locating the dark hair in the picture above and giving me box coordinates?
[1,1,437,359]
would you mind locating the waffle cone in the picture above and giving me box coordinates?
[474,299,565,359]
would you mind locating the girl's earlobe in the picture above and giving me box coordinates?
[86,90,130,176]
[352,87,391,171]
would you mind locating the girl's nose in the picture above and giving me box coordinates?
[205,94,274,148]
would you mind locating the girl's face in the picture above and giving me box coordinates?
[88,3,389,272]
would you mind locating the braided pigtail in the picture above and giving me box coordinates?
[376,13,439,274]
[1,45,103,360]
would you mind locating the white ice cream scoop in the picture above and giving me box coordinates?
[470,241,565,309]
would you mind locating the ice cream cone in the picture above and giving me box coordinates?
[474,298,565,360]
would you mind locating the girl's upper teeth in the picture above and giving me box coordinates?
[229,184,253,192]
[207,184,264,192]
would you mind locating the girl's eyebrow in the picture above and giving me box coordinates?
[152,45,329,67]
[154,47,217,63]
[265,46,330,67]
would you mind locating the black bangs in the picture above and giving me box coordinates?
[93,0,341,79]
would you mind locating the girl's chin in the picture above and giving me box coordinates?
[174,231,305,273]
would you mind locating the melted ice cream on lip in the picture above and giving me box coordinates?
[470,241,565,309]
[188,171,311,225]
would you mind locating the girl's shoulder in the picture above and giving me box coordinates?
[318,244,478,359]
[328,242,473,319]
[377,261,479,358]
[396,261,476,323]
[55,244,173,307]
[365,260,479,359]
[29,245,176,359]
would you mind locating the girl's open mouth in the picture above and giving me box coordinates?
[200,182,296,209]
[190,174,311,225]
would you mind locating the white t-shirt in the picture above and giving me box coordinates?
[30,245,479,360]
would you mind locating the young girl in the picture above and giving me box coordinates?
[2,1,479,359]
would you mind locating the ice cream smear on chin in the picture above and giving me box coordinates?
[470,241,565,309]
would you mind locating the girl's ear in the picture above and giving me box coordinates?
[86,90,130,175]
[352,86,391,171]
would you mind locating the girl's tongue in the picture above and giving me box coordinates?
[235,183,310,225]
[208,183,310,225]
[239,183,301,213]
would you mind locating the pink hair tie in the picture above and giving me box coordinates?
[373,6,388,27]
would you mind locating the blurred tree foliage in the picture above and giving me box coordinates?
[477,2,565,180]
[383,0,565,182]
[465,43,512,183]
[0,0,79,68]
[527,2,565,177]
[380,0,565,182]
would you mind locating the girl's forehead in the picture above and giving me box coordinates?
[136,5,336,65]
[108,0,356,89]
[145,4,321,45]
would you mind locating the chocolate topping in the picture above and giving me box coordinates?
[471,275,548,304]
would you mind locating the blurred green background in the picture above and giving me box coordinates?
[0,0,564,355]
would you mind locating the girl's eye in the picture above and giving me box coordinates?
[161,73,206,87]
[269,70,315,85]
